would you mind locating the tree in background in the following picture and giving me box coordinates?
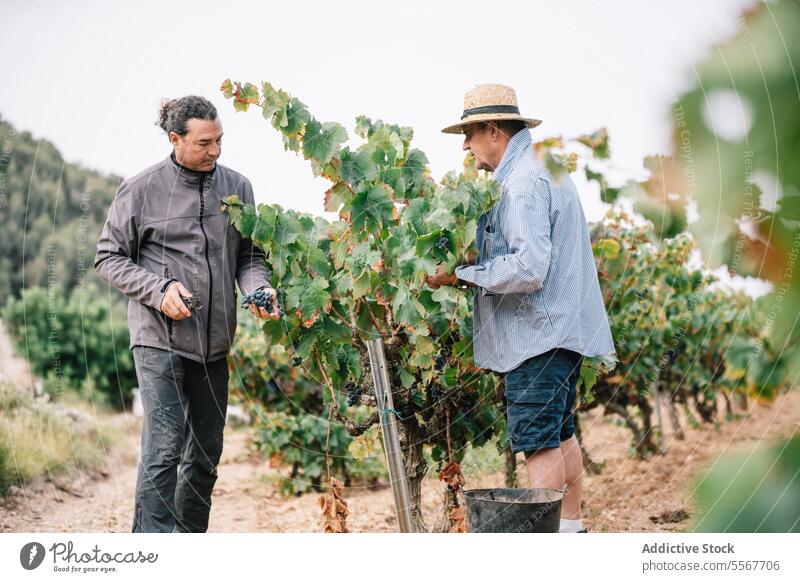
[0,117,122,306]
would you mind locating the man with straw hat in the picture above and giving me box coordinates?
[427,84,615,533]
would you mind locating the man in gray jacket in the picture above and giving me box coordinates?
[94,95,278,533]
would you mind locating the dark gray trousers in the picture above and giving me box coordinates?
[131,346,229,533]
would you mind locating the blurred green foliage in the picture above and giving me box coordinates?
[2,285,135,407]
[669,0,800,532]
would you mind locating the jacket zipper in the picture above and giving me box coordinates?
[164,267,174,340]
[198,178,213,360]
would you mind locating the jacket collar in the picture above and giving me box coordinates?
[493,128,532,184]
[168,151,217,187]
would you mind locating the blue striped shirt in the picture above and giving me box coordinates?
[455,128,616,373]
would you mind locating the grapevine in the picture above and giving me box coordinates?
[220,79,766,529]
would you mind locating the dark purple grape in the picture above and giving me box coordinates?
[345,381,362,407]
[241,288,277,314]
[427,383,441,404]
[462,390,478,420]
[434,349,446,372]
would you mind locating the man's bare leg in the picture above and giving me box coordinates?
[524,438,584,532]
[560,435,583,520]
[524,446,564,490]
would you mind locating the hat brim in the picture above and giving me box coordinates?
[441,113,542,134]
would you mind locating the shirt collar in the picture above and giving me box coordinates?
[492,128,532,184]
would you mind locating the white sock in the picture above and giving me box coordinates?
[559,518,582,533]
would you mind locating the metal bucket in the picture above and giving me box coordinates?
[463,488,563,533]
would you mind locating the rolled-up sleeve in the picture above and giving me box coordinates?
[455,182,552,295]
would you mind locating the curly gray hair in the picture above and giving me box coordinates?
[157,96,217,136]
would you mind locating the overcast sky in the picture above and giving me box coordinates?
[1,0,756,224]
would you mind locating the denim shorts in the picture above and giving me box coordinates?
[504,348,584,454]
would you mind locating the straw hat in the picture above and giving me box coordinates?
[441,83,541,134]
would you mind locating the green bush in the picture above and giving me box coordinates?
[230,317,386,494]
[2,285,135,407]
[252,406,386,496]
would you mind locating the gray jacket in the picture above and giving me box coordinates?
[94,152,271,363]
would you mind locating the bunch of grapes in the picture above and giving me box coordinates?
[291,355,302,367]
[434,349,447,372]
[427,383,441,405]
[241,287,276,313]
[435,235,449,250]
[461,389,479,420]
[345,381,363,406]
[241,287,273,311]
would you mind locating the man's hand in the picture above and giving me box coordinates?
[247,287,281,320]
[161,282,193,320]
[425,265,459,290]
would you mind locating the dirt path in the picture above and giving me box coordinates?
[1,391,797,533]
[579,390,799,531]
